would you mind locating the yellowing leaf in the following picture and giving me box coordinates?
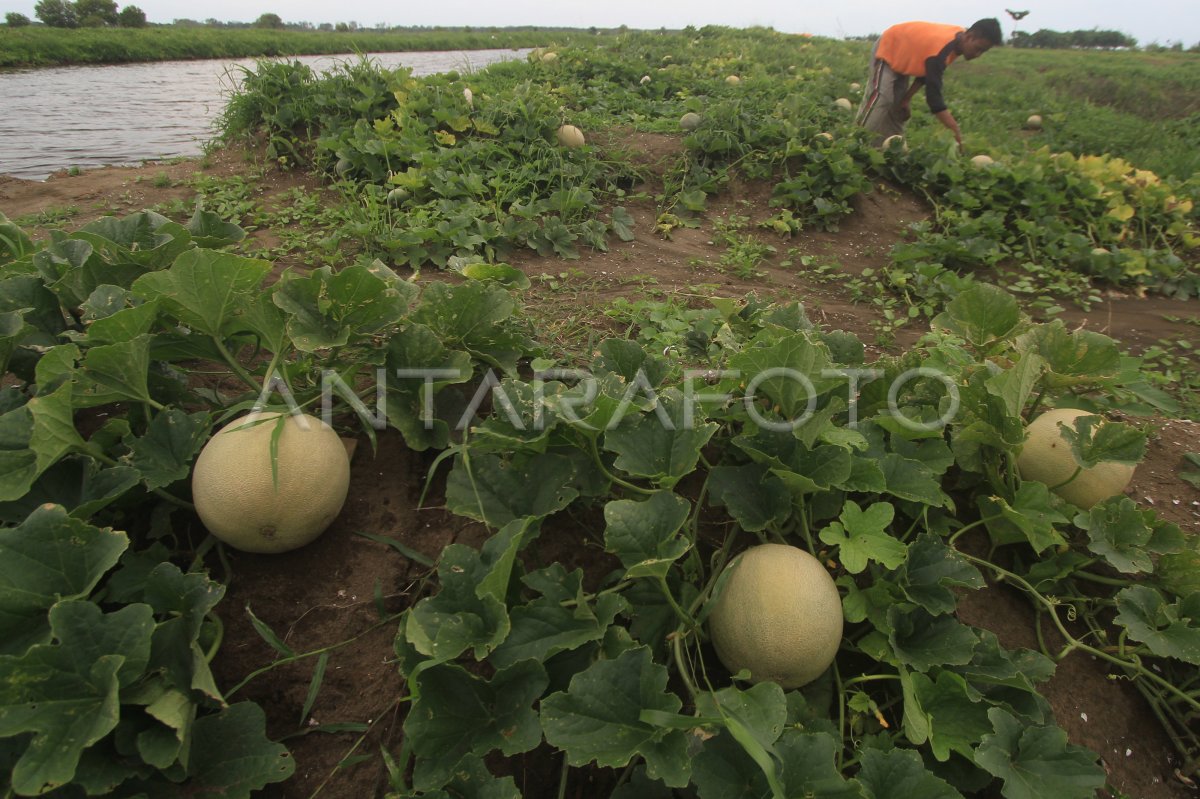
[435,130,457,146]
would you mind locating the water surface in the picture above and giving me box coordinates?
[0,48,528,180]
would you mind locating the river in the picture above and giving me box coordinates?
[0,48,530,181]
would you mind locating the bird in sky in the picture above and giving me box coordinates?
[1005,9,1030,20]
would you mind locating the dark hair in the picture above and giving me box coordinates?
[968,18,1003,45]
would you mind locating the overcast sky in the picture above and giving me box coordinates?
[6,1,1199,46]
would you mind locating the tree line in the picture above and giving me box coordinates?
[1010,28,1138,49]
[6,0,145,27]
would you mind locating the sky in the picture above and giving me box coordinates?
[5,1,1200,46]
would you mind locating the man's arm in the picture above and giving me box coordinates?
[923,43,962,148]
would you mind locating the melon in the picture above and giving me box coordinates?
[970,154,995,167]
[541,51,558,63]
[850,82,861,91]
[725,75,741,85]
[834,97,852,111]
[679,112,702,131]
[707,544,843,688]
[882,134,907,151]
[815,131,834,142]
[555,124,586,148]
[463,87,473,107]
[192,412,351,554]
[1025,114,1043,130]
[640,74,651,85]
[1016,408,1136,509]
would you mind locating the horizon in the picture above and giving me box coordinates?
[3,1,1199,47]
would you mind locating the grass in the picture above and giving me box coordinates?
[0,25,574,68]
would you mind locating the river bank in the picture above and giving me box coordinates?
[0,25,575,68]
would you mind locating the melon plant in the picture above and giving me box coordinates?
[1017,408,1136,509]
[192,412,351,554]
[707,543,843,688]
[679,111,702,131]
[555,124,586,148]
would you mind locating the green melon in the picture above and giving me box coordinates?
[1017,408,1136,509]
[707,544,843,688]
[192,412,351,554]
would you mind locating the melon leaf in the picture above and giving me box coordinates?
[974,708,1106,799]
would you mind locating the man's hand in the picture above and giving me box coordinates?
[898,100,912,122]
[934,109,962,151]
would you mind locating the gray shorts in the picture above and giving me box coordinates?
[855,39,911,142]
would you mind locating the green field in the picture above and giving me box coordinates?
[1,26,1198,799]
[0,24,570,67]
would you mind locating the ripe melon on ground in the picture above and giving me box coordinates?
[556,124,586,148]
[834,97,853,111]
[707,543,843,688]
[679,112,702,131]
[1016,408,1136,509]
[192,412,351,554]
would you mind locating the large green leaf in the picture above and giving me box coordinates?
[1015,320,1121,388]
[186,207,246,249]
[0,601,154,795]
[541,646,691,787]
[77,211,193,269]
[0,212,34,265]
[819,500,906,574]
[898,534,985,616]
[706,463,791,532]
[932,283,1025,352]
[383,322,472,451]
[775,730,866,798]
[603,491,692,579]
[1078,496,1183,574]
[131,249,272,339]
[0,456,140,524]
[185,702,295,797]
[888,606,979,672]
[857,747,964,799]
[78,334,155,407]
[490,564,627,670]
[444,451,578,528]
[603,389,718,489]
[272,262,416,351]
[0,505,128,655]
[0,401,39,504]
[900,669,992,762]
[124,409,210,490]
[406,660,547,791]
[1113,586,1200,665]
[1056,414,1146,468]
[404,544,511,665]
[973,708,1105,799]
[978,482,1070,553]
[727,330,836,422]
[410,281,532,374]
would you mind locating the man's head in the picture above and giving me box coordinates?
[962,18,1003,59]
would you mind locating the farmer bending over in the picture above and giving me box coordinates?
[856,19,1002,149]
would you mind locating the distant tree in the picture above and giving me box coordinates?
[75,0,118,25]
[34,0,77,27]
[5,11,32,25]
[318,22,332,31]
[117,5,146,27]
[253,12,284,29]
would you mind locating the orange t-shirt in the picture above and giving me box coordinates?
[875,21,963,77]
